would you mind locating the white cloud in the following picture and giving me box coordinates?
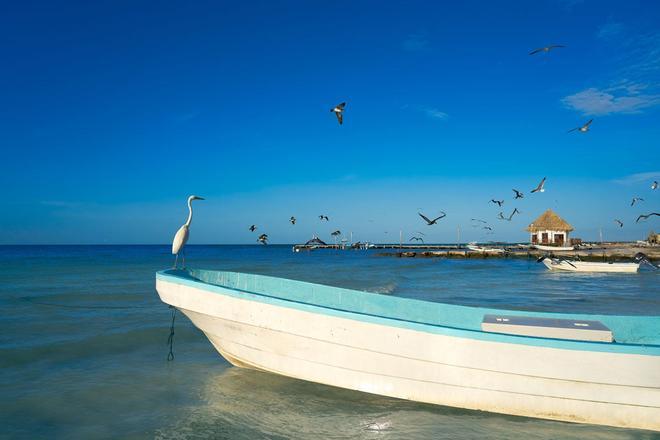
[425,108,448,120]
[561,86,660,116]
[613,171,660,185]
[565,30,660,117]
[402,104,449,121]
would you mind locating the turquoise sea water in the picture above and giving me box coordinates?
[1,245,658,439]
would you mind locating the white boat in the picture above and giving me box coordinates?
[541,258,640,273]
[467,242,506,253]
[533,244,575,251]
[156,269,660,431]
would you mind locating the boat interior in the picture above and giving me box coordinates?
[160,269,660,350]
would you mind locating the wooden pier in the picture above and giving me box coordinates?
[292,243,660,262]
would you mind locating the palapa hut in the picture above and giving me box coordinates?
[648,231,659,245]
[526,209,573,246]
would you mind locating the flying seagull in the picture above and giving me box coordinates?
[331,102,346,125]
[636,213,659,223]
[331,230,341,237]
[529,45,565,55]
[418,212,446,225]
[513,189,524,199]
[483,226,493,231]
[568,119,593,133]
[471,218,488,223]
[257,233,268,244]
[531,177,546,193]
[290,216,296,225]
[631,197,644,207]
[490,199,504,207]
[614,219,623,228]
[410,236,424,243]
[498,208,520,221]
[319,215,329,221]
[653,181,658,190]
[498,212,505,220]
[249,225,257,232]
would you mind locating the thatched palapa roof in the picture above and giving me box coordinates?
[526,209,573,232]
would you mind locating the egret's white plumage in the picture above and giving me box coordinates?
[172,195,204,268]
[172,225,189,256]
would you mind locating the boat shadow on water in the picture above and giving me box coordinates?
[155,367,644,440]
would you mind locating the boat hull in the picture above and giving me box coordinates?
[542,259,640,273]
[467,245,505,253]
[156,274,660,431]
[533,244,575,251]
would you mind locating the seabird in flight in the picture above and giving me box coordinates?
[331,230,341,237]
[410,236,424,243]
[652,181,658,190]
[568,119,593,133]
[257,233,268,244]
[418,212,446,225]
[636,213,659,223]
[249,225,257,232]
[631,197,644,207]
[614,219,623,228]
[529,45,565,55]
[319,215,329,221]
[331,102,346,125]
[490,199,504,207]
[531,177,546,193]
[471,218,488,224]
[498,208,520,221]
[513,189,524,199]
[290,216,296,225]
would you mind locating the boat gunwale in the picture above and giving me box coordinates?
[156,269,660,355]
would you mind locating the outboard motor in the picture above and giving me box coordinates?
[633,252,658,269]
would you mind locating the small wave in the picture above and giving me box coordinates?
[366,282,398,295]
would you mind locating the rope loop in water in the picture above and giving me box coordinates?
[167,305,176,361]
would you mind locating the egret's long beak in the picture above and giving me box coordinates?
[194,196,205,200]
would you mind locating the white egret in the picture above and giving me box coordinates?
[172,195,204,268]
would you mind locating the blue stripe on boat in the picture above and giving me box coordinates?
[156,269,660,356]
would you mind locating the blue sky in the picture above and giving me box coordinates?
[1,0,659,244]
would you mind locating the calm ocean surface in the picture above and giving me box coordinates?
[1,245,658,439]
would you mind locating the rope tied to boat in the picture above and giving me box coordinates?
[167,305,176,361]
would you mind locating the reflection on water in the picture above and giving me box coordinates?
[156,367,651,440]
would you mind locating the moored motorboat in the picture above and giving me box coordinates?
[541,258,640,273]
[156,268,660,431]
[533,244,575,251]
[539,253,656,273]
[466,242,506,254]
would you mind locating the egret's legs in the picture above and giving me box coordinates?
[182,248,186,269]
[173,254,179,269]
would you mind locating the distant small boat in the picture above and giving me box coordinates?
[540,253,656,273]
[533,244,575,251]
[156,268,660,431]
[467,242,506,253]
[541,258,640,273]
